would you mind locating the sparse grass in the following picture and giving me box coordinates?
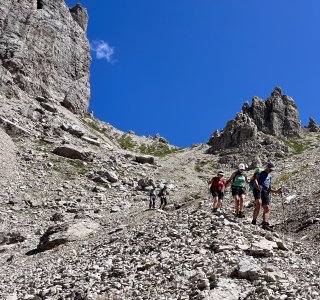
[34,139,51,153]
[117,134,136,150]
[190,192,202,200]
[277,137,312,155]
[139,143,183,157]
[49,157,90,179]
[195,159,216,172]
[273,165,309,184]
[81,118,110,142]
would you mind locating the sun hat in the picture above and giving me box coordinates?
[218,170,224,176]
[238,163,246,170]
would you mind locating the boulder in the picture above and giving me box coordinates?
[52,145,94,161]
[232,257,263,281]
[34,220,99,253]
[135,155,155,165]
[138,178,155,188]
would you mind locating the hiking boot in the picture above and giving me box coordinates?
[251,219,257,225]
[238,211,245,218]
[212,208,217,213]
[262,222,273,231]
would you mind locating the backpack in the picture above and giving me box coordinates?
[249,167,264,190]
[158,188,164,197]
[149,189,157,197]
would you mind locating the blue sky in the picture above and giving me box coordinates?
[66,0,320,147]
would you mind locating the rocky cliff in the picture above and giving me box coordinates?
[0,0,90,115]
[208,87,302,152]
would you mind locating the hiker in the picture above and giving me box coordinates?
[207,171,226,212]
[149,187,157,209]
[159,185,169,210]
[226,163,248,218]
[251,162,282,230]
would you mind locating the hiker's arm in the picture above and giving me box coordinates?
[254,175,261,191]
[225,173,235,187]
[270,186,282,194]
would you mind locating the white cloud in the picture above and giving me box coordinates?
[91,40,115,63]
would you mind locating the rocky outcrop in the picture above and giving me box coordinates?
[308,117,319,132]
[0,0,91,115]
[208,87,302,151]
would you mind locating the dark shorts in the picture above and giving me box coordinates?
[231,186,246,196]
[253,188,270,205]
[211,190,224,200]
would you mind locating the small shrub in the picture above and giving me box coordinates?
[117,134,135,150]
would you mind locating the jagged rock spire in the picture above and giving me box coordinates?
[208,87,302,151]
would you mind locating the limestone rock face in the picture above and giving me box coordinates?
[208,88,302,151]
[0,0,91,115]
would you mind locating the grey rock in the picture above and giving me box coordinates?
[135,155,155,165]
[52,145,94,161]
[0,232,25,245]
[308,117,319,132]
[0,117,30,136]
[0,0,91,115]
[82,136,101,146]
[35,220,99,252]
[232,257,263,281]
[69,3,88,32]
[208,87,302,151]
[138,178,155,188]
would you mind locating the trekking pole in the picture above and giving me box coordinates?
[280,187,287,225]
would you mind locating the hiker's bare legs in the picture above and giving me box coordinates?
[262,204,270,223]
[239,194,245,212]
[253,199,261,220]
[213,196,219,209]
[234,195,240,214]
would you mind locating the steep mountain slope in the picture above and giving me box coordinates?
[1,1,320,300]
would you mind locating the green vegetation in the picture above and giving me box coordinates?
[139,143,183,157]
[273,165,309,184]
[81,118,110,143]
[117,134,136,150]
[49,157,91,179]
[190,192,202,200]
[195,159,216,172]
[277,137,312,155]
[34,139,52,153]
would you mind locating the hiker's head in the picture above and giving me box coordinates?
[266,162,275,173]
[238,163,246,172]
[218,171,224,177]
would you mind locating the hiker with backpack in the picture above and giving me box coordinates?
[159,185,169,210]
[226,163,249,218]
[207,171,226,212]
[149,187,157,209]
[251,162,282,230]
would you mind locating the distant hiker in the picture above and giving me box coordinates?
[159,185,169,210]
[149,187,157,209]
[251,162,282,230]
[207,171,226,212]
[226,163,248,218]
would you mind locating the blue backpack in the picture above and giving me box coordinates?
[249,167,264,190]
